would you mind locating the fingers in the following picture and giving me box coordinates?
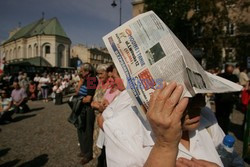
[148,82,186,120]
[184,115,201,125]
[191,158,219,167]
[148,81,166,112]
[172,97,189,121]
[150,82,177,113]
[176,158,196,167]
[176,161,187,167]
[163,84,184,116]
[177,158,203,167]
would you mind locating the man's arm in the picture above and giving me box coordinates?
[144,82,188,167]
[82,95,92,103]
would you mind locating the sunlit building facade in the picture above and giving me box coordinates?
[0,17,71,67]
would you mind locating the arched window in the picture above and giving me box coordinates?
[57,44,65,67]
[28,45,32,58]
[45,46,50,54]
[34,44,38,57]
[17,46,21,59]
[13,48,16,59]
[42,43,51,57]
[9,49,12,60]
[5,51,8,61]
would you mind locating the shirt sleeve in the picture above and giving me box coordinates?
[103,110,147,167]
[201,107,225,147]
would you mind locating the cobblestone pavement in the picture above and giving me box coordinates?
[0,96,85,167]
[0,97,249,167]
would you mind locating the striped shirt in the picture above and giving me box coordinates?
[78,76,98,97]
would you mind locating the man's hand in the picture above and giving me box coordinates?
[91,101,105,112]
[147,82,188,148]
[102,99,109,108]
[176,157,220,167]
[91,101,100,109]
[144,82,188,167]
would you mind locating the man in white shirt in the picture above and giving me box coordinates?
[100,66,234,166]
[98,65,190,167]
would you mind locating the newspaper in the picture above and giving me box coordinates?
[103,11,242,116]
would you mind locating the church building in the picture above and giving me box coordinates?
[0,17,71,67]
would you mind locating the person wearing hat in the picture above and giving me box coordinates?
[100,72,243,166]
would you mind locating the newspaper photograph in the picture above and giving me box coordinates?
[103,11,242,116]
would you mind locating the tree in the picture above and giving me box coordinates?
[144,0,250,69]
[144,0,193,46]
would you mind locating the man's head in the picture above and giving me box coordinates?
[80,63,94,79]
[225,64,234,74]
[1,90,8,98]
[107,64,125,91]
[13,81,20,90]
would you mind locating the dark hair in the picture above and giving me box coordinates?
[240,66,247,72]
[1,89,10,98]
[106,63,115,73]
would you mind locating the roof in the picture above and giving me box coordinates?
[9,57,52,67]
[4,17,69,44]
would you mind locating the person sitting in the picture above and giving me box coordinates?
[11,81,30,113]
[0,90,14,124]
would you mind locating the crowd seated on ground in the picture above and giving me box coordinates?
[0,70,81,124]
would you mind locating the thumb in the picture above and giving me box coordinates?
[191,158,206,166]
[191,158,218,167]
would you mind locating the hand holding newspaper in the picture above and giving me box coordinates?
[103,11,242,117]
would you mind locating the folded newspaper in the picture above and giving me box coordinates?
[103,11,242,115]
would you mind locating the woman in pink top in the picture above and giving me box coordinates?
[102,73,121,108]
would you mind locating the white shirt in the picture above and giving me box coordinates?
[34,76,41,82]
[177,107,224,167]
[39,77,51,86]
[102,91,153,167]
[103,91,225,166]
[239,72,249,86]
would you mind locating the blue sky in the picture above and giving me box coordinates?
[0,0,133,47]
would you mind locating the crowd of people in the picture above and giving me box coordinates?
[0,61,248,166]
[0,70,80,124]
[208,64,249,135]
[70,62,248,166]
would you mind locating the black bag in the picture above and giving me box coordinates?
[68,95,86,129]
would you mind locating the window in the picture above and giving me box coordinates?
[45,46,50,54]
[224,48,235,62]
[226,22,235,35]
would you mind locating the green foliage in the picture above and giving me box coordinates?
[144,0,250,69]
[144,0,192,45]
